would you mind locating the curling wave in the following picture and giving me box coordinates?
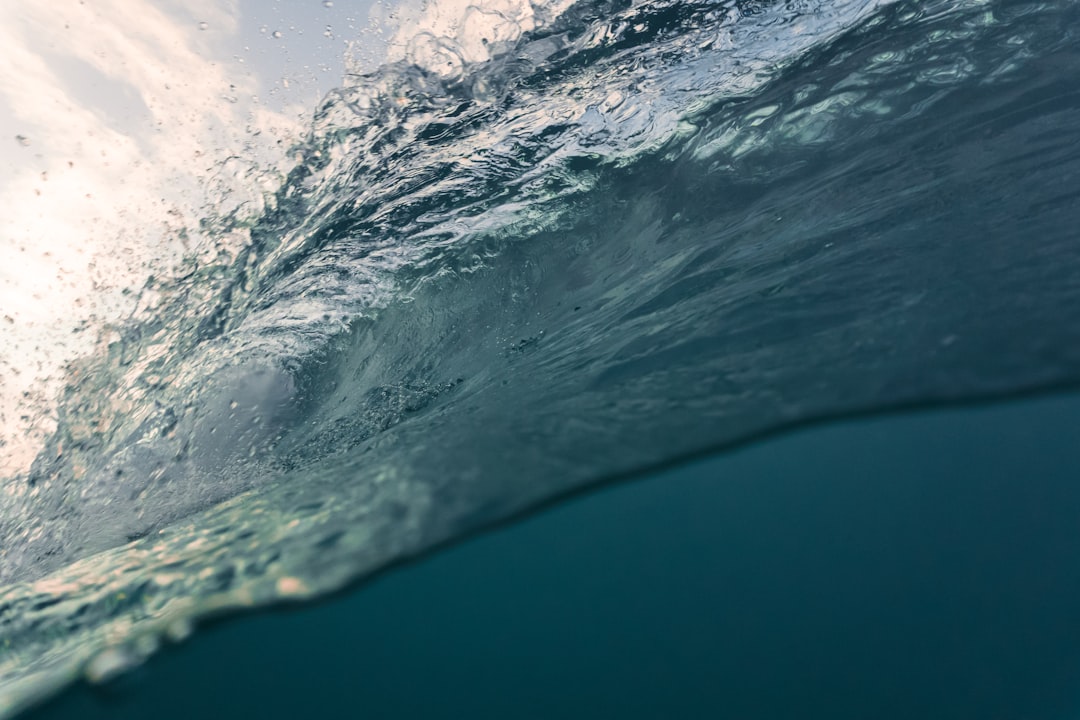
[2,0,1080,713]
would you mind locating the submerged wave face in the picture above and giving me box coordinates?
[3,0,1080,711]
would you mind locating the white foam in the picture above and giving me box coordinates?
[374,0,577,77]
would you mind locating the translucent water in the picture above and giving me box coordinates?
[2,0,1079,714]
[22,392,1080,720]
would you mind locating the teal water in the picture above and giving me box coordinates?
[3,0,1080,713]
[24,391,1080,719]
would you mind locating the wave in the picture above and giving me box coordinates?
[2,0,1080,713]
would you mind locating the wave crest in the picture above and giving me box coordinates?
[2,0,1080,715]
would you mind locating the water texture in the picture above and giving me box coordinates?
[1,0,1079,713]
[23,393,1080,720]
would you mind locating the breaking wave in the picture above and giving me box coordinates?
[2,0,1080,713]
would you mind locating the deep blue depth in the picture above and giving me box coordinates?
[27,391,1080,720]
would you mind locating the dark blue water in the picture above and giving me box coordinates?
[24,391,1080,720]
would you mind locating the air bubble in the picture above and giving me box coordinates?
[198,21,209,31]
[165,617,194,642]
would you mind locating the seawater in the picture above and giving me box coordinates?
[2,0,1080,715]
[23,392,1080,720]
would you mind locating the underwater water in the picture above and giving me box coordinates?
[2,0,1080,714]
[22,392,1080,720]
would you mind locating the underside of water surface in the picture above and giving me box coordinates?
[1,0,1079,714]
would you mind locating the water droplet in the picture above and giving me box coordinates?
[197,21,209,31]
[14,134,30,147]
[272,30,283,39]
[323,0,334,7]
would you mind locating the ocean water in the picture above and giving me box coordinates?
[2,0,1080,715]
[23,392,1080,719]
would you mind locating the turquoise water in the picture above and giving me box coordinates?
[3,0,1080,714]
[24,392,1080,719]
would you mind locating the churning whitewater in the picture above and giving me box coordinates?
[2,0,1080,714]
